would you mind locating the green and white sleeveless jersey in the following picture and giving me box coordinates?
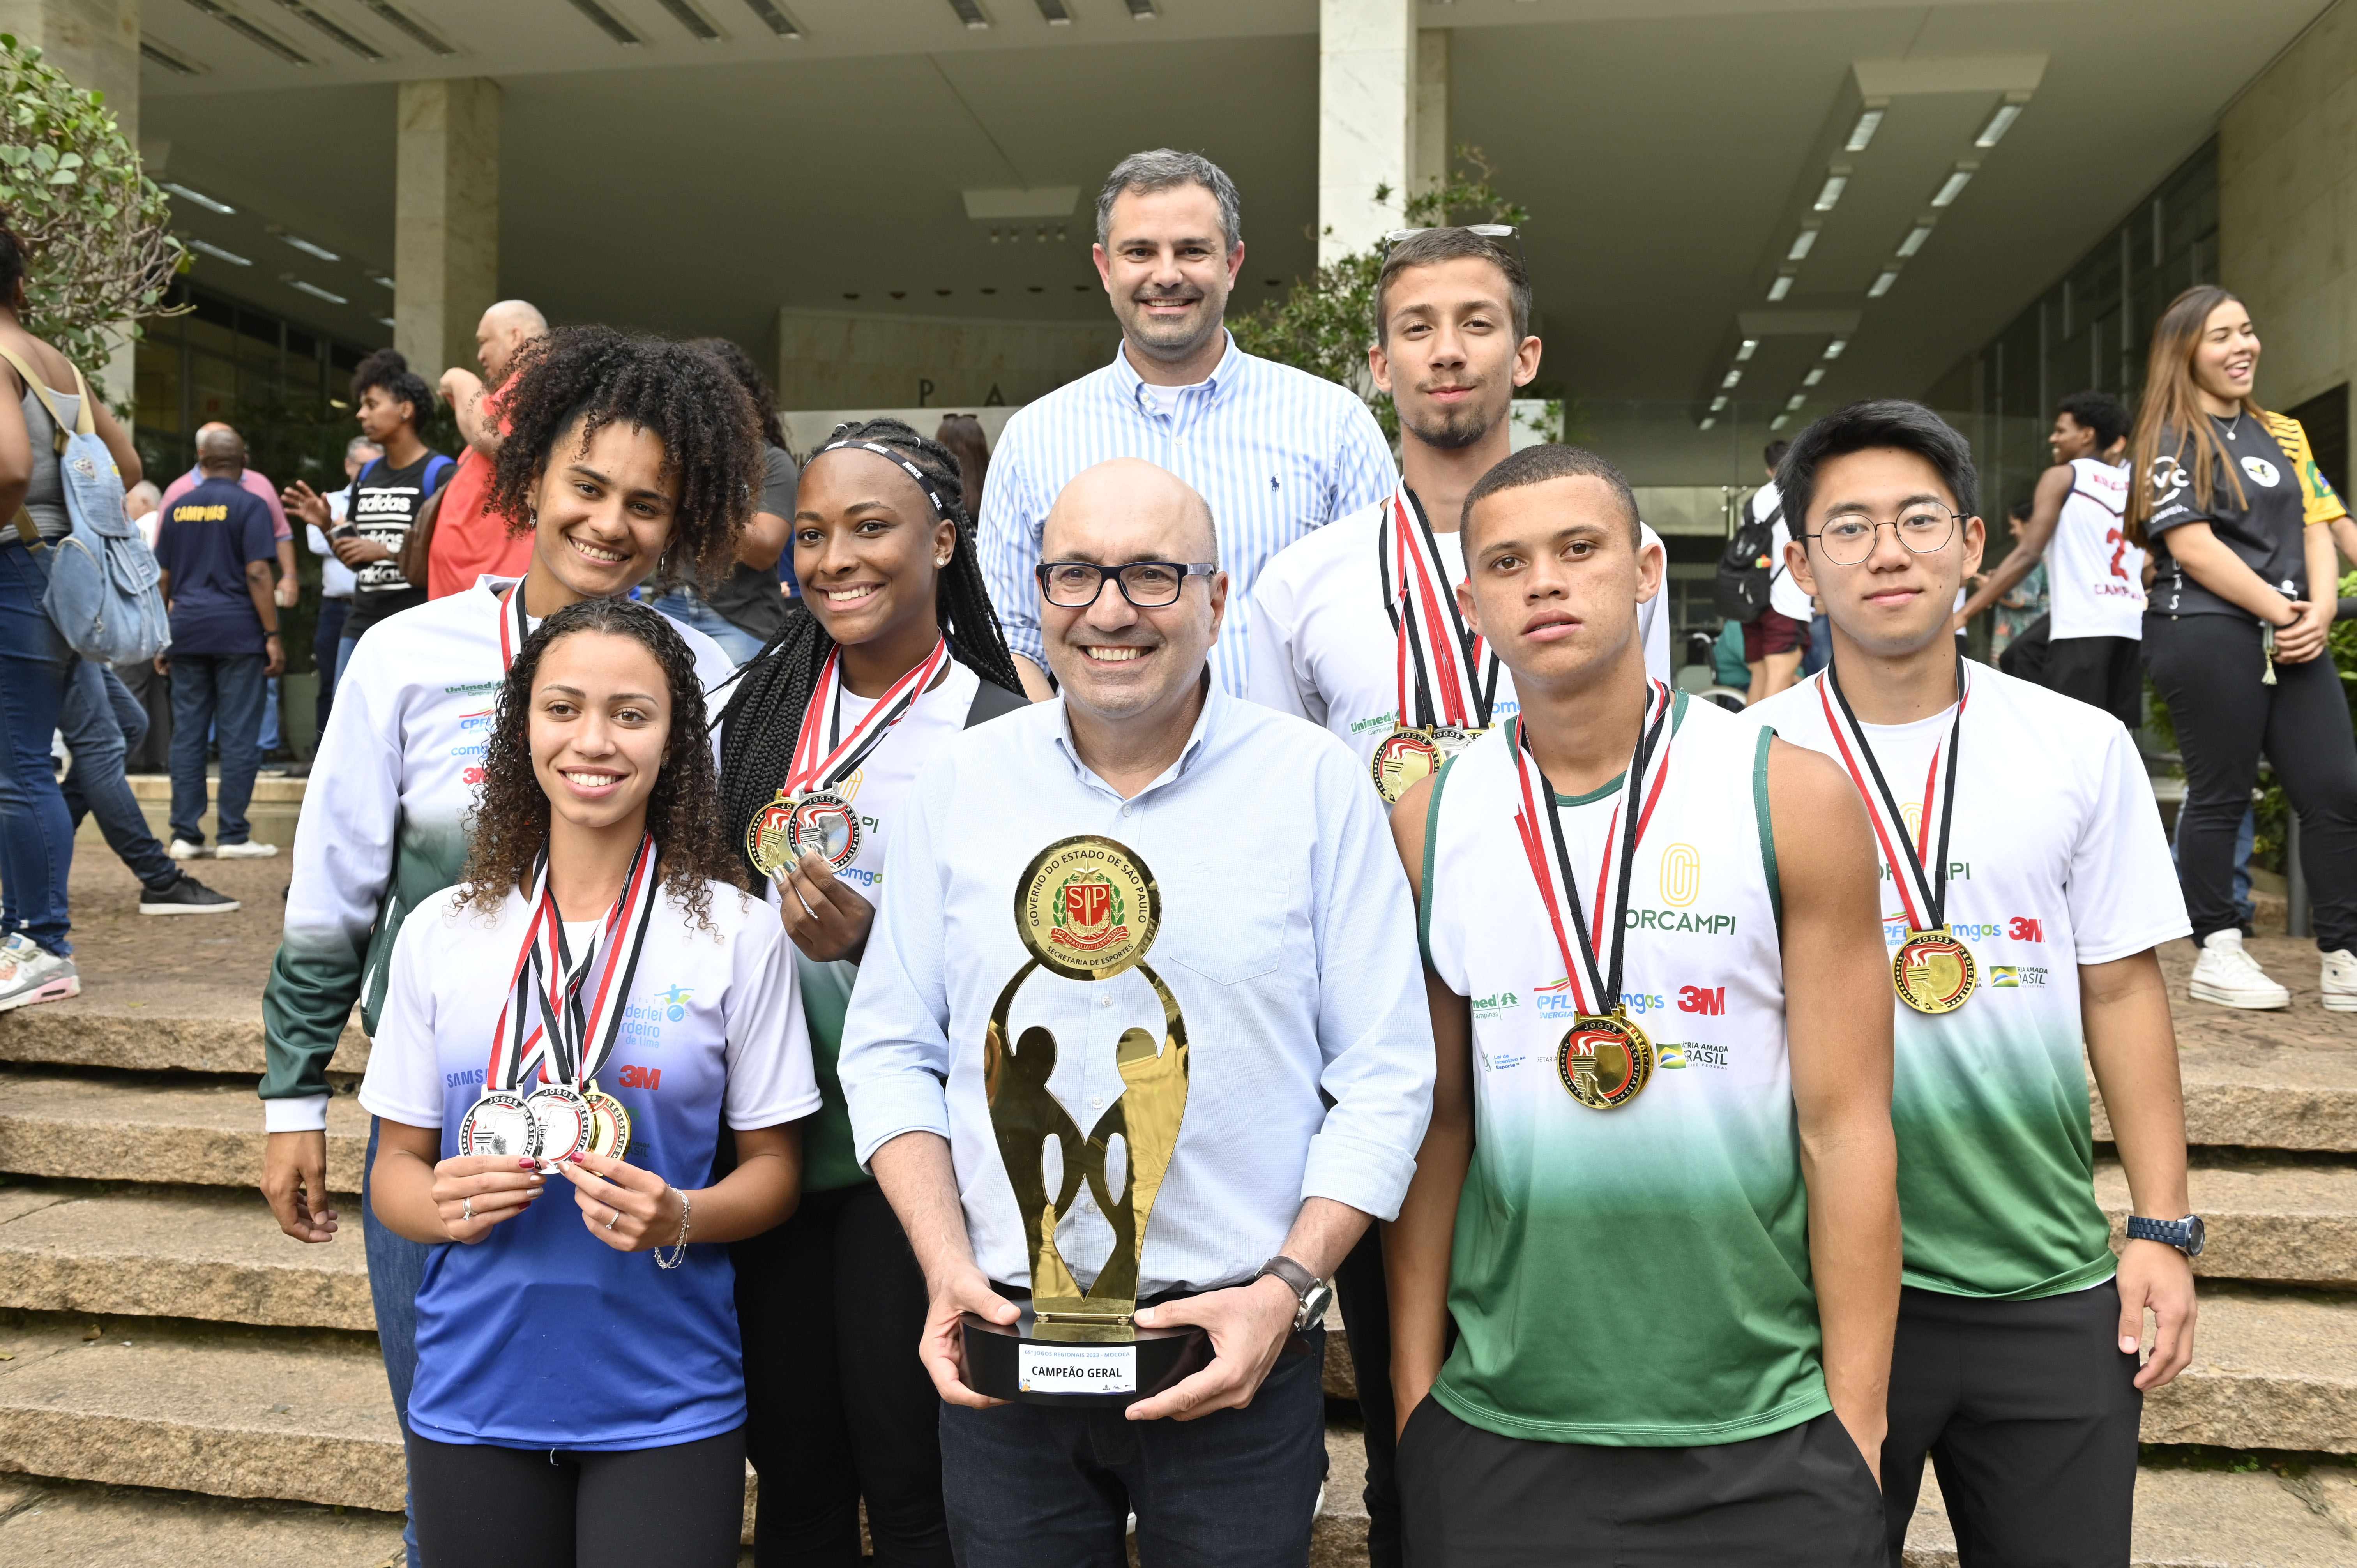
[1749,664,2189,1299]
[1421,693,1829,1447]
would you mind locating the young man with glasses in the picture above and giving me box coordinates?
[978,150,1395,702]
[843,457,1434,1568]
[1747,401,2199,1565]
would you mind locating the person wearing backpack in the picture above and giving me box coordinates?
[152,426,284,862]
[0,215,146,1012]
[1714,439,1809,708]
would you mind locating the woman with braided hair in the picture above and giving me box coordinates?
[718,417,1024,1568]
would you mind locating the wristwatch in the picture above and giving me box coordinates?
[1253,1255,1336,1334]
[2125,1214,2206,1256]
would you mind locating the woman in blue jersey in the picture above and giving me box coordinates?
[361,598,817,1568]
[713,419,1025,1567]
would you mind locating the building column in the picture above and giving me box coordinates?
[1415,28,1449,199]
[1317,0,1415,267]
[394,78,499,379]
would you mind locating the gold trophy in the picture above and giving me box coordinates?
[961,835,1212,1405]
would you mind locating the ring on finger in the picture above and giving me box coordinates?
[605,1206,619,1231]
[461,1197,474,1222]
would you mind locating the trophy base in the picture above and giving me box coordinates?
[962,1305,1212,1407]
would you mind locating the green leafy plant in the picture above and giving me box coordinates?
[1231,147,1528,442]
[0,34,186,407]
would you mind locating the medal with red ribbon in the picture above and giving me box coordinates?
[496,579,530,673]
[1817,657,1976,1014]
[458,833,661,1167]
[745,637,949,879]
[1510,680,1675,1109]
[1371,486,1501,803]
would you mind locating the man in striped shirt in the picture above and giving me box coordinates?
[980,148,1396,699]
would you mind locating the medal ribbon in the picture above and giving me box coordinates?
[1816,659,1970,933]
[484,833,663,1093]
[784,638,949,798]
[1509,681,1676,1017]
[496,581,530,673]
[1378,485,1499,731]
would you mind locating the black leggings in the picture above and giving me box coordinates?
[2145,612,2357,950]
[408,1426,746,1568]
[734,1180,949,1568]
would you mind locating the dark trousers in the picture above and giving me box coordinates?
[1334,1226,1401,1568]
[365,1118,430,1568]
[2145,613,2357,950]
[59,660,177,889]
[408,1425,747,1568]
[113,657,170,772]
[937,1324,1328,1568]
[165,650,265,846]
[0,542,76,955]
[314,596,349,736]
[2047,632,2142,730]
[1997,611,2051,686]
[734,1181,950,1568]
[1881,1283,2141,1568]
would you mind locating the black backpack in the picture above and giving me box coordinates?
[1712,497,1784,623]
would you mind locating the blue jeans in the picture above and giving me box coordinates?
[315,597,350,736]
[649,589,764,665]
[166,651,266,847]
[1805,612,1832,677]
[0,544,76,955]
[364,1118,429,1568]
[260,676,281,753]
[937,1326,1327,1568]
[60,661,177,889]
[336,634,358,690]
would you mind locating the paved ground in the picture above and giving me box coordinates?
[49,852,296,1022]
[2157,931,2357,1050]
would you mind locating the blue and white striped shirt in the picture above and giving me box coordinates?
[978,332,1397,694]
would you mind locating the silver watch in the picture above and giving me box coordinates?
[1253,1254,1335,1334]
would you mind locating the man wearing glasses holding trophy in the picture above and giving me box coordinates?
[841,457,1434,1567]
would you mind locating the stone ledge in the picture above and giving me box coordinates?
[2144,1287,2357,1453]
[0,1474,404,1568]
[0,1071,368,1192]
[2097,1155,2357,1290]
[1901,1460,2357,1566]
[0,1010,368,1079]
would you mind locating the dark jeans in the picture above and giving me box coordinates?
[366,1118,430,1568]
[0,543,75,955]
[113,658,170,772]
[60,660,177,890]
[735,1180,950,1568]
[2146,613,2357,950]
[937,1324,1327,1568]
[408,1425,747,1568]
[315,596,349,736]
[166,650,266,847]
[1997,611,2052,686]
[1334,1227,1400,1568]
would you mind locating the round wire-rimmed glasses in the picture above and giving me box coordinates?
[1804,503,1963,566]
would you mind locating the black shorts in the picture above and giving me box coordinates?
[2045,634,2143,729]
[1398,1399,1881,1567]
[1882,1282,2141,1567]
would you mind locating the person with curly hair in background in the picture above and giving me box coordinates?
[646,339,799,662]
[257,327,758,1568]
[363,597,816,1568]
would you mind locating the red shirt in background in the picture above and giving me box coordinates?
[426,383,531,598]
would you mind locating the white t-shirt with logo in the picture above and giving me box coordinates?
[1246,498,1673,771]
[2048,458,2145,641]
[1754,482,1814,624]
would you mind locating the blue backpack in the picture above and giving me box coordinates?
[2,347,170,664]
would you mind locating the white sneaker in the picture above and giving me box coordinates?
[0,932,37,982]
[2189,929,2292,1010]
[0,943,78,1012]
[2323,950,2357,1011]
[168,839,212,860]
[215,841,279,859]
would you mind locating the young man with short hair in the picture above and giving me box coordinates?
[1953,390,2143,726]
[1751,400,2199,1565]
[979,149,1396,701]
[1388,442,1900,1566]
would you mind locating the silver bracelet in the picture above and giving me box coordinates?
[653,1188,692,1270]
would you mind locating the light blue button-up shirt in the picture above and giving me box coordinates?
[839,685,1435,1297]
[977,333,1398,696]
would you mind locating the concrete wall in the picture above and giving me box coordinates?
[773,307,1114,413]
[2221,3,2357,444]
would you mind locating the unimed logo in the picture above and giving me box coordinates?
[1660,843,1701,907]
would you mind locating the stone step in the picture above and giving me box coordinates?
[2129,939,2357,1153]
[0,1070,368,1193]
[2097,1155,2357,1290]
[0,1311,401,1513]
[0,1185,373,1333]
[2144,1287,2357,1453]
[1899,1460,2357,1567]
[0,1474,404,1568]
[0,1006,368,1080]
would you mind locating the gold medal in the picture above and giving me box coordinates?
[1016,835,1160,982]
[584,1079,633,1160]
[1556,1011,1655,1111]
[746,789,797,880]
[1371,726,1442,804]
[1429,724,1484,759]
[1893,928,1976,1014]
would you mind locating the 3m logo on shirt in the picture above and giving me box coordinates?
[2008,916,2045,943]
[1677,985,1724,1015]
[1989,966,2050,989]
[616,1064,662,1089]
[1470,991,1521,1025]
[1659,844,1701,907]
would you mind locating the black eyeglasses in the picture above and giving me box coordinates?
[1804,503,1963,567]
[1380,224,1529,276]
[1037,560,1219,609]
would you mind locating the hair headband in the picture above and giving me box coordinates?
[812,438,955,524]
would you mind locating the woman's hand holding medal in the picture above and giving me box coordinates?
[778,849,877,964]
[557,1147,690,1252]
[431,1154,545,1244]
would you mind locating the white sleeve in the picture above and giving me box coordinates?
[358,903,451,1128]
[722,902,822,1129]
[1638,523,1672,689]
[2066,724,2194,964]
[1244,554,1318,724]
[839,754,958,1167]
